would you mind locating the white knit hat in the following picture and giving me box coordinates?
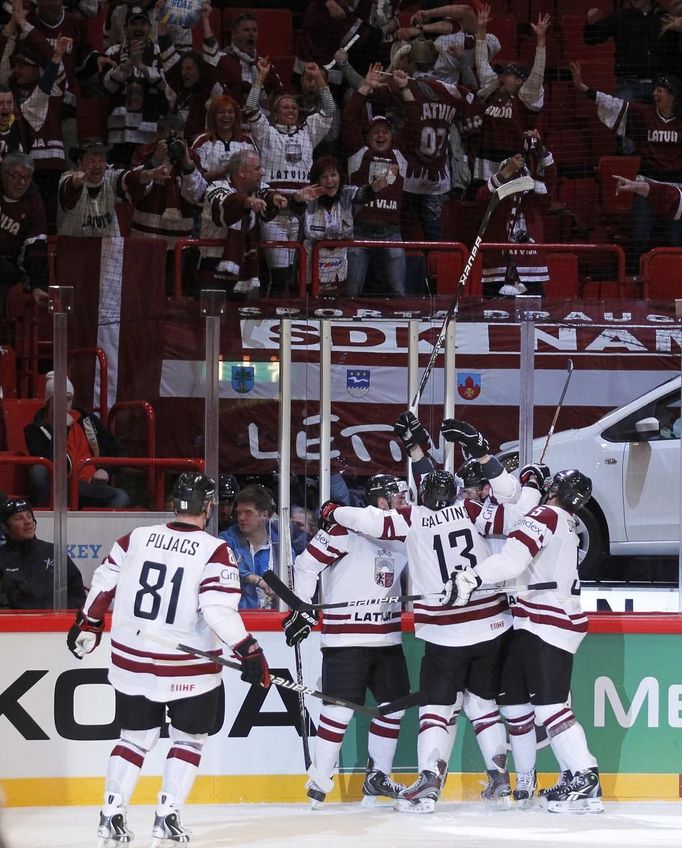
[45,371,74,400]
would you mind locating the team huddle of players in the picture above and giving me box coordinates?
[65,412,599,847]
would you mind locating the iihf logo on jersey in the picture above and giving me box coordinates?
[231,365,254,394]
[374,549,394,587]
[457,372,481,400]
[347,369,370,398]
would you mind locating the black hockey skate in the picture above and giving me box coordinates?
[481,767,512,808]
[541,767,604,814]
[395,759,447,814]
[538,769,572,800]
[151,810,192,845]
[96,811,134,847]
[513,769,537,808]
[361,757,407,806]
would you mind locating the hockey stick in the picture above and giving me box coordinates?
[409,174,534,413]
[262,569,556,612]
[539,359,575,463]
[138,628,395,717]
[278,510,312,769]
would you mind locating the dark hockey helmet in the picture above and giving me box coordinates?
[457,459,489,491]
[172,472,218,515]
[419,470,458,511]
[365,474,402,507]
[218,473,240,503]
[545,469,592,513]
[0,497,35,525]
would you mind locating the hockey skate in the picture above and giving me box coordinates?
[361,757,407,807]
[538,769,572,800]
[481,767,512,808]
[513,770,537,809]
[151,810,191,845]
[394,759,447,814]
[305,778,327,810]
[541,767,604,814]
[96,811,134,847]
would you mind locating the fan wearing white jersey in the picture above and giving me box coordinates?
[284,474,411,809]
[66,472,271,847]
[443,469,603,814]
[321,419,543,814]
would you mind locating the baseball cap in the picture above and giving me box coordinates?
[498,62,529,80]
[126,5,151,24]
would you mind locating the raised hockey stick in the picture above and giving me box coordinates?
[539,359,575,463]
[409,174,534,414]
[262,569,556,612]
[138,628,425,717]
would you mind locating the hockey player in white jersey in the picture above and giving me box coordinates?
[443,468,603,814]
[320,419,544,813]
[66,472,271,846]
[284,474,411,808]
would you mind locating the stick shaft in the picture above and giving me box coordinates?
[262,569,556,610]
[408,175,534,412]
[539,360,575,463]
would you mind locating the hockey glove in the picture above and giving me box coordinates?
[519,462,551,491]
[319,500,341,527]
[441,419,490,458]
[440,567,482,607]
[283,608,319,647]
[67,610,104,659]
[393,411,430,451]
[233,634,271,687]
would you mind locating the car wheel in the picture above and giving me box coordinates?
[575,505,606,581]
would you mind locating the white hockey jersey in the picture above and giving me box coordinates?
[82,521,245,701]
[294,523,407,648]
[475,504,588,654]
[332,478,539,648]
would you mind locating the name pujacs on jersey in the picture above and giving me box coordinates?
[85,522,241,701]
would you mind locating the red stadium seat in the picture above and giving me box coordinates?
[640,249,682,300]
[546,252,579,297]
[546,126,591,169]
[222,8,293,58]
[598,155,640,214]
[1,399,43,454]
[427,251,466,296]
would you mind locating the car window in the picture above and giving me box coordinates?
[602,392,680,442]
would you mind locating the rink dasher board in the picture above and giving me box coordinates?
[1,617,682,805]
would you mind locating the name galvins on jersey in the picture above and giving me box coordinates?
[476,504,588,654]
[332,482,539,648]
[294,524,407,648]
[82,522,242,701]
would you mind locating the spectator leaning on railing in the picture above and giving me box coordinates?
[570,60,682,273]
[24,371,131,509]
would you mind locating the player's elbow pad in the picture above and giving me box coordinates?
[202,604,247,646]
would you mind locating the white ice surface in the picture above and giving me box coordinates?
[3,801,682,848]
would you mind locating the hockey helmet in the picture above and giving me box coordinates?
[419,470,458,511]
[456,459,489,493]
[0,497,35,525]
[172,472,218,515]
[545,469,592,513]
[218,473,240,503]
[365,474,402,508]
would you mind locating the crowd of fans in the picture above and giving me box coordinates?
[1,0,682,301]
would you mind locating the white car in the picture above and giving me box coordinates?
[497,376,681,579]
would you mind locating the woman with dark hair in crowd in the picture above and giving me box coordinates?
[191,94,255,183]
[292,154,398,296]
[158,9,215,146]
